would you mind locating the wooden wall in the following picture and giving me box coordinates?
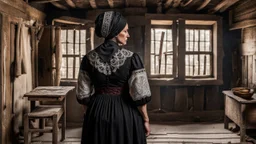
[0,0,45,143]
[229,0,256,88]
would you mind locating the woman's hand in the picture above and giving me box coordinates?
[144,121,150,137]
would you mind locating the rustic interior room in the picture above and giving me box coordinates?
[1,0,256,143]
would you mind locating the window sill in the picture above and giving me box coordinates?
[148,78,223,86]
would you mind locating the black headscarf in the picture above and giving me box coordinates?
[94,11,127,62]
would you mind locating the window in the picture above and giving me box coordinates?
[61,29,86,80]
[185,27,213,78]
[145,15,223,85]
[150,26,173,76]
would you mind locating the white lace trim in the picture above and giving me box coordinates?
[101,11,114,37]
[87,48,133,75]
[128,68,151,101]
[76,70,94,100]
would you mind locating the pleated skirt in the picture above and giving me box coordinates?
[81,94,146,144]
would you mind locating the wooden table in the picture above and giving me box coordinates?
[24,86,75,141]
[223,91,256,142]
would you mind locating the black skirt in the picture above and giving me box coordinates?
[81,94,147,144]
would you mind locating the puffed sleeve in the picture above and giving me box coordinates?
[76,56,94,105]
[128,53,151,106]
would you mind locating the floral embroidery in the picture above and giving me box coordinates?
[87,48,133,75]
[128,68,151,101]
[76,70,94,100]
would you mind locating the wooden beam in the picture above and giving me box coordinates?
[220,0,239,12]
[51,1,69,10]
[53,16,94,25]
[234,7,256,22]
[209,0,230,14]
[89,0,97,8]
[172,0,181,8]
[230,19,256,30]
[197,0,211,11]
[164,0,173,9]
[141,0,146,7]
[107,0,114,8]
[180,0,193,7]
[65,0,76,8]
[30,0,60,3]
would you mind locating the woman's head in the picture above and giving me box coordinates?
[95,11,129,45]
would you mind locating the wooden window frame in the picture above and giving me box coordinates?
[145,14,223,86]
[61,28,89,80]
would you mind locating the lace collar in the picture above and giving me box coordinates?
[87,48,133,75]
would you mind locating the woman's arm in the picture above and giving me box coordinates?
[137,104,150,136]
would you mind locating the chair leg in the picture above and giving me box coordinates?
[61,115,65,141]
[24,114,31,144]
[52,115,58,144]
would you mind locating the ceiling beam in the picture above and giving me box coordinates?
[107,0,114,8]
[220,0,239,12]
[197,0,211,11]
[164,0,173,9]
[141,0,146,7]
[65,0,76,8]
[209,0,234,14]
[51,1,69,10]
[53,16,93,25]
[180,0,193,7]
[89,0,97,8]
[172,0,181,8]
[30,0,60,3]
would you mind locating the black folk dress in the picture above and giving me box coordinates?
[76,44,151,144]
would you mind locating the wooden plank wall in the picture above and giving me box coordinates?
[0,0,45,143]
[230,0,256,88]
[148,86,221,112]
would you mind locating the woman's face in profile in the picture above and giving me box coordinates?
[116,24,130,46]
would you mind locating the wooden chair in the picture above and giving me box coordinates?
[24,105,64,144]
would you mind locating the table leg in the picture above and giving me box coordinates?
[224,115,229,129]
[240,104,246,142]
[61,97,66,141]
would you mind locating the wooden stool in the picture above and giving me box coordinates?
[24,106,64,144]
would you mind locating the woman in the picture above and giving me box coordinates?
[76,11,151,144]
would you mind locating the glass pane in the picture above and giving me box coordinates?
[61,57,67,68]
[151,41,155,54]
[167,42,172,52]
[61,30,66,42]
[155,41,160,55]
[68,68,73,79]
[205,30,210,42]
[61,67,66,78]
[155,56,159,74]
[81,44,86,56]
[75,30,80,43]
[80,30,86,43]
[200,42,205,51]
[186,42,189,51]
[200,30,205,42]
[151,55,155,75]
[75,44,79,54]
[151,29,154,40]
[67,30,73,43]
[68,57,74,68]
[155,29,165,41]
[167,30,172,41]
[166,55,172,74]
[62,44,66,54]
[186,29,189,40]
[205,42,210,52]
[194,55,199,76]
[194,42,198,51]
[76,57,80,68]
[189,30,194,41]
[75,68,79,79]
[195,30,199,41]
[67,44,74,54]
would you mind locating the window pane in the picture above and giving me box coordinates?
[67,30,73,43]
[68,57,74,68]
[75,30,80,43]
[200,30,205,41]
[68,68,73,79]
[151,29,155,40]
[75,44,79,54]
[62,44,66,54]
[151,55,155,75]
[167,30,172,41]
[76,57,80,68]
[205,30,210,41]
[61,67,66,78]
[151,41,155,54]
[62,57,67,68]
[61,30,66,42]
[81,44,86,56]
[67,44,74,54]
[80,30,86,43]
[75,68,79,79]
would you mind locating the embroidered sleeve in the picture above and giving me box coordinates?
[76,57,94,105]
[128,69,151,101]
[128,53,151,106]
